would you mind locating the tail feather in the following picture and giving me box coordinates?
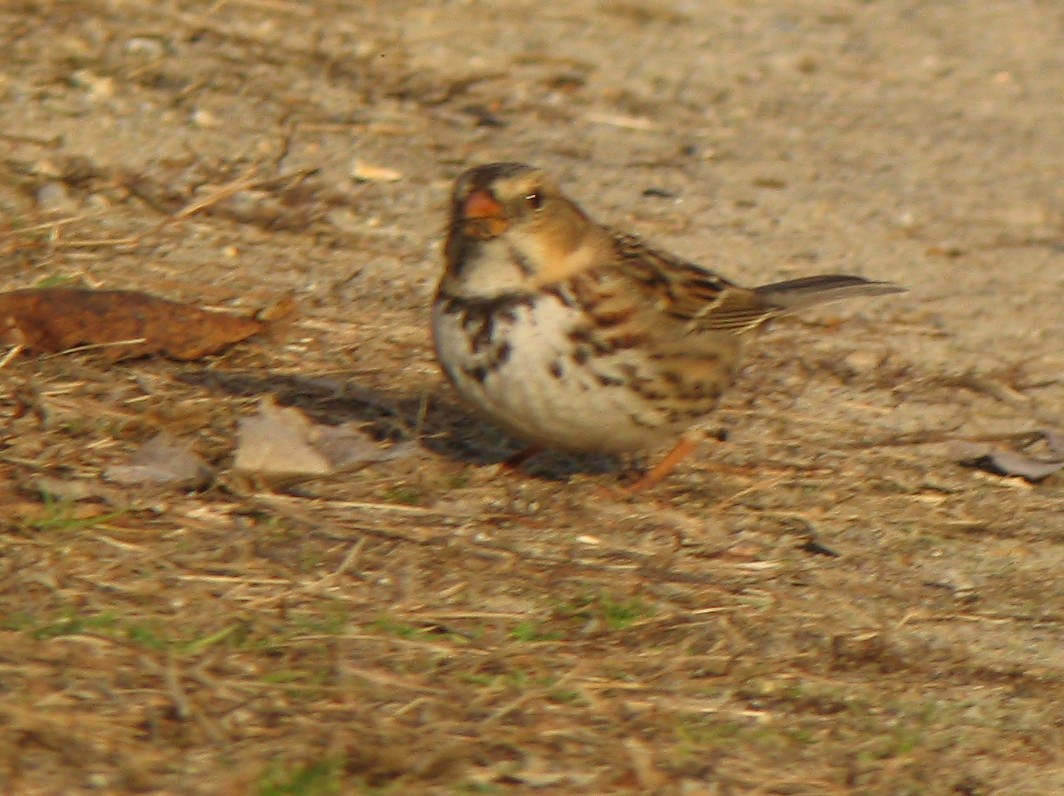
[754,275,905,313]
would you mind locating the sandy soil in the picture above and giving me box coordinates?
[1,1,1062,794]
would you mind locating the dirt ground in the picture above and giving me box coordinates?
[1,1,1062,794]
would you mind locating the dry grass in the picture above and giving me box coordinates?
[3,319,1061,795]
[2,1,1063,794]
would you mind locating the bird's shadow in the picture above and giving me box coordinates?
[177,368,623,480]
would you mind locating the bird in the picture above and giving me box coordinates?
[432,162,904,492]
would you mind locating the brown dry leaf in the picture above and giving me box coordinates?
[0,287,266,360]
[952,429,1064,483]
[104,433,212,488]
[234,396,414,476]
[963,450,1064,482]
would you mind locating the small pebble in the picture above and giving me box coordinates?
[191,108,221,128]
[71,69,115,101]
[36,181,75,211]
[125,36,167,58]
[325,207,363,234]
[842,349,882,373]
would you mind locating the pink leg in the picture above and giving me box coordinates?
[621,435,700,494]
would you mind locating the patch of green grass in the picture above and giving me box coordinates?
[674,715,819,760]
[460,668,535,692]
[600,595,654,629]
[509,620,562,642]
[445,470,473,489]
[461,667,579,705]
[771,680,856,714]
[125,621,170,650]
[31,610,120,640]
[34,273,81,289]
[260,667,333,699]
[786,727,819,744]
[292,605,350,635]
[0,611,37,632]
[461,669,521,691]
[22,493,129,532]
[675,717,748,748]
[180,621,253,654]
[379,486,422,506]
[548,687,587,705]
[258,759,343,796]
[859,702,940,761]
[3,607,171,649]
[554,592,656,631]
[454,782,502,794]
[370,615,423,639]
[261,670,311,685]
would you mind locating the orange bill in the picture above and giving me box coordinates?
[461,189,509,237]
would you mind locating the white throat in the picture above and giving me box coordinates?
[444,238,537,299]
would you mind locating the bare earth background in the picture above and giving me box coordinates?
[1,1,1063,794]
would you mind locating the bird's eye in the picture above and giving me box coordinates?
[524,192,544,210]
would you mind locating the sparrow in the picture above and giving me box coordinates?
[432,162,904,491]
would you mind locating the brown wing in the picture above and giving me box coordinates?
[612,234,903,333]
[606,233,775,333]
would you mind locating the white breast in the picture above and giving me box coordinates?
[432,294,668,454]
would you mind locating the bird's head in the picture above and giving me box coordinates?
[441,162,612,298]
